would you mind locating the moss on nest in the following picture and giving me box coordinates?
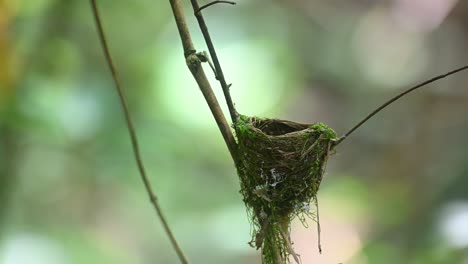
[234,115,338,264]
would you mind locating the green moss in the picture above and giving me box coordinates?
[234,116,338,263]
[310,122,337,140]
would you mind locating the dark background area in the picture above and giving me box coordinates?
[1,0,468,263]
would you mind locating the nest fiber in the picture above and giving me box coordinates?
[234,115,337,263]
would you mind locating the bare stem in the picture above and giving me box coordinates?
[169,0,238,162]
[89,1,189,263]
[279,228,300,264]
[335,65,468,146]
[313,197,322,254]
[190,0,238,123]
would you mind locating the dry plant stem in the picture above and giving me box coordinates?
[190,0,238,123]
[168,0,237,161]
[314,197,322,254]
[89,1,189,263]
[336,64,468,146]
[279,228,300,264]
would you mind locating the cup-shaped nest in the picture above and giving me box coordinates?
[234,115,337,257]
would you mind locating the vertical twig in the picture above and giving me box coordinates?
[314,197,322,254]
[169,0,238,162]
[190,0,238,123]
[89,1,189,263]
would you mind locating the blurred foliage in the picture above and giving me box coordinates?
[1,0,468,263]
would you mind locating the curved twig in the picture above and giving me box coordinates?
[190,0,238,123]
[335,65,468,146]
[197,1,236,14]
[89,1,189,263]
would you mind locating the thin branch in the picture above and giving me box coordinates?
[89,1,189,263]
[314,197,322,254]
[168,0,238,162]
[335,65,468,146]
[190,0,238,123]
[197,1,236,14]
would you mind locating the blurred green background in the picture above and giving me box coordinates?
[1,0,468,263]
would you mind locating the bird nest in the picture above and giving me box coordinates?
[234,115,337,263]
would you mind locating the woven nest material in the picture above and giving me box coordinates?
[234,115,338,264]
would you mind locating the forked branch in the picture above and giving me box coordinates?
[89,1,189,263]
[335,65,468,146]
[168,0,237,162]
[190,0,238,123]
